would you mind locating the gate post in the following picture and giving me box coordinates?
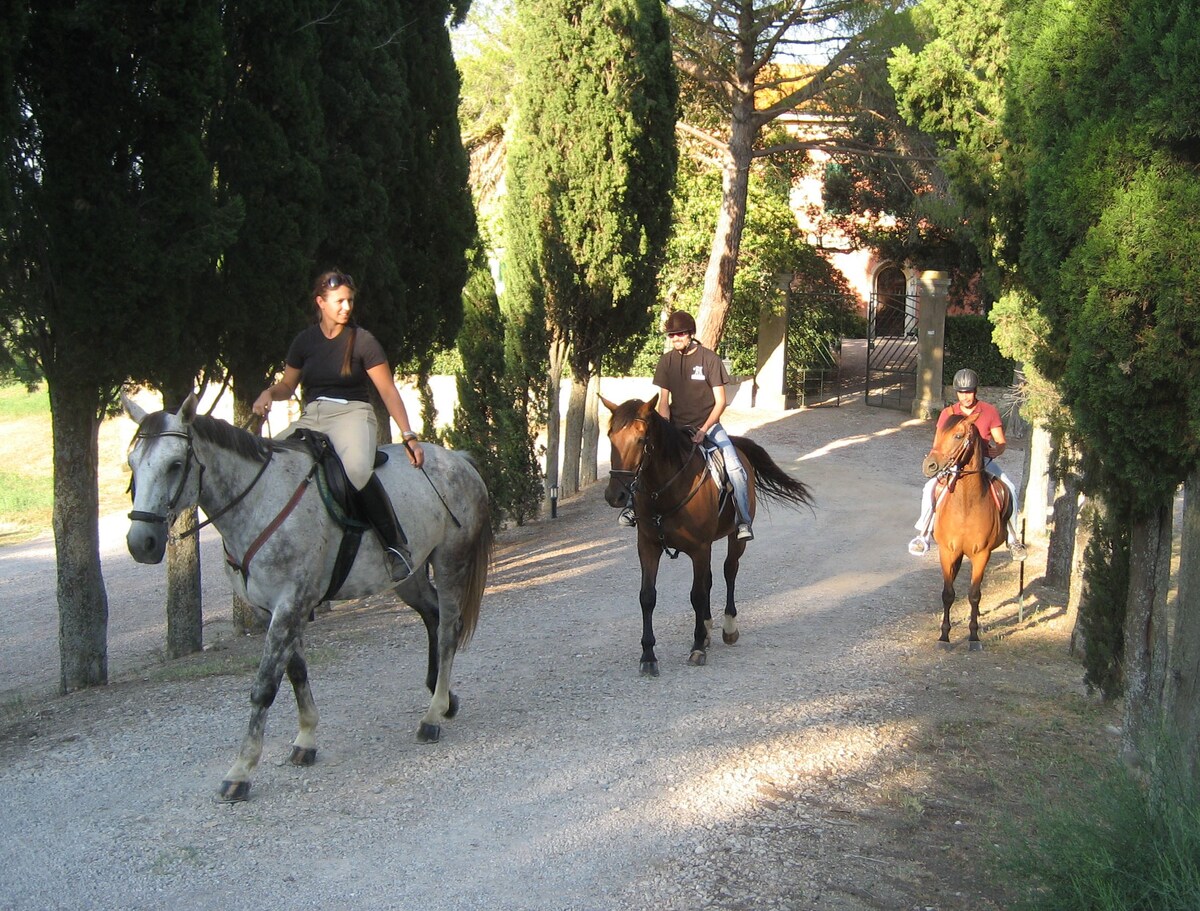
[754,276,792,409]
[912,270,949,420]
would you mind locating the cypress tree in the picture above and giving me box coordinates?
[506,0,676,495]
[0,0,229,690]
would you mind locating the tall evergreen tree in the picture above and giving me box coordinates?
[210,0,326,425]
[506,0,676,496]
[1010,0,1200,772]
[0,0,230,691]
[312,0,474,440]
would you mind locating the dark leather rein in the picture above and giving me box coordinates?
[610,427,708,556]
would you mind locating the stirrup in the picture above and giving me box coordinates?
[908,536,929,557]
[387,546,414,582]
[618,508,637,528]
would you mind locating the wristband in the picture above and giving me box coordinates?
[401,431,418,441]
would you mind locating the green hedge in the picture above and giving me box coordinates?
[943,315,1016,387]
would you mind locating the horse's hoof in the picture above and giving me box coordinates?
[688,650,707,666]
[217,779,250,803]
[937,639,953,650]
[722,629,739,645]
[968,640,984,652]
[639,661,660,677]
[289,746,317,767]
[417,722,441,743]
[445,693,460,719]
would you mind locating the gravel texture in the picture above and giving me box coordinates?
[0,396,1033,911]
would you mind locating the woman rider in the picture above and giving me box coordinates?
[253,270,423,579]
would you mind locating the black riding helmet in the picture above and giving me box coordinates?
[953,368,979,392]
[663,310,697,336]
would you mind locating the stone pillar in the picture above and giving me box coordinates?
[911,270,949,420]
[754,277,792,409]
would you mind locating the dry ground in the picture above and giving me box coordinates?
[0,397,1119,911]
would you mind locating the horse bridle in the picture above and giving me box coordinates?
[609,421,704,520]
[128,425,274,538]
[932,423,983,485]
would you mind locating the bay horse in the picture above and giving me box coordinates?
[922,411,1012,649]
[601,396,814,676]
[124,394,492,801]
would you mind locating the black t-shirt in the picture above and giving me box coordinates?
[285,323,387,405]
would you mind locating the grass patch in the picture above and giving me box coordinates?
[1009,759,1200,910]
[0,382,139,545]
[0,384,49,417]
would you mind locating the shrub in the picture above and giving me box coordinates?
[943,314,1015,386]
[1013,758,1200,910]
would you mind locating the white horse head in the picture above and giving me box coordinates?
[125,393,199,563]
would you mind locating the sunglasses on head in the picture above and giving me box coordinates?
[325,272,354,290]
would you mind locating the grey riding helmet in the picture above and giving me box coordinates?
[953,368,979,392]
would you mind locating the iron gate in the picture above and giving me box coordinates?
[865,289,919,410]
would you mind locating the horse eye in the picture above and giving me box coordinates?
[168,460,183,474]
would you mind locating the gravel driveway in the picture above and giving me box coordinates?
[0,397,1026,911]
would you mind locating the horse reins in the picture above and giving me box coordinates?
[128,426,276,539]
[610,426,709,555]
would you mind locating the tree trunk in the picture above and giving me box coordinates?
[1121,503,1174,767]
[1068,500,1094,658]
[543,334,567,504]
[49,378,109,693]
[580,373,600,487]
[162,383,203,657]
[230,387,267,635]
[561,372,588,497]
[1022,422,1053,539]
[166,509,203,658]
[1167,472,1200,787]
[1045,473,1083,591]
[695,106,755,350]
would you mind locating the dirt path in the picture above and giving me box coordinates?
[0,398,1114,911]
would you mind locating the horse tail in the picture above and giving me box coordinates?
[733,436,815,510]
[456,502,493,650]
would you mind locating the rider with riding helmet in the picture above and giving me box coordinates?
[619,310,754,541]
[909,368,1027,560]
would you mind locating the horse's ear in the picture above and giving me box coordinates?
[177,392,198,425]
[599,395,618,413]
[122,392,148,426]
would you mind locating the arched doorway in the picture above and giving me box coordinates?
[872,264,909,338]
[866,264,918,410]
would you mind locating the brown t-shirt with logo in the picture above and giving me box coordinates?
[653,343,731,429]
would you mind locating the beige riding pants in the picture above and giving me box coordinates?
[284,399,377,490]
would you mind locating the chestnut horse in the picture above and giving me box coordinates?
[922,412,1013,649]
[602,396,814,675]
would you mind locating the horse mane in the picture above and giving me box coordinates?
[190,414,272,463]
[609,399,692,466]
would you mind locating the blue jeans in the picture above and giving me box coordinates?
[707,423,752,527]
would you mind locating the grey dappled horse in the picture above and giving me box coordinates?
[125,394,492,801]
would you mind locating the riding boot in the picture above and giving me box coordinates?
[355,474,414,582]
